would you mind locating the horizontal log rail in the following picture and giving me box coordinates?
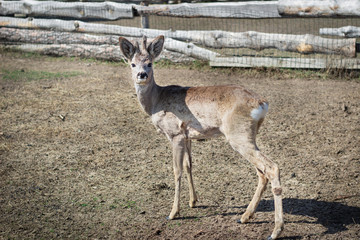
[0,17,356,57]
[278,0,360,17]
[1,0,360,19]
[0,1,281,19]
[0,43,199,62]
[0,27,219,61]
[0,1,134,20]
[134,2,281,18]
[320,26,360,38]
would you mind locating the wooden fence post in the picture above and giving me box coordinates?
[140,1,150,29]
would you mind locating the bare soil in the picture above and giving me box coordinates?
[1,52,359,240]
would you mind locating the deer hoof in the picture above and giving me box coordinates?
[240,212,253,223]
[189,199,197,208]
[167,212,178,220]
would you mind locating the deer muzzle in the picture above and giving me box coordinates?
[136,72,149,85]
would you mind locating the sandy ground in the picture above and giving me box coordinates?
[0,51,359,239]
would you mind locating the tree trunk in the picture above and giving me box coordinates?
[320,26,360,38]
[0,43,196,62]
[0,1,134,20]
[0,28,219,61]
[164,38,219,60]
[278,0,360,17]
[0,27,120,45]
[134,2,280,18]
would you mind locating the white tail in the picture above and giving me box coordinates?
[119,35,284,240]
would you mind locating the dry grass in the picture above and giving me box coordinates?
[1,51,360,239]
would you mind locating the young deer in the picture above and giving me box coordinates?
[119,35,284,240]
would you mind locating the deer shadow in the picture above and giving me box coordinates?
[182,198,359,236]
[192,198,360,236]
[255,198,359,234]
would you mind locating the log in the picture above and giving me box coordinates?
[0,1,134,20]
[0,43,195,62]
[278,0,360,17]
[0,1,280,19]
[165,38,219,61]
[134,2,281,18]
[0,27,120,45]
[320,26,360,38]
[189,31,356,57]
[0,16,151,36]
[0,17,356,57]
[210,56,360,69]
[0,27,219,60]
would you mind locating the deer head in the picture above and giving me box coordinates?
[119,35,165,87]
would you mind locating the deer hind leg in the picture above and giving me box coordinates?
[225,126,284,239]
[252,151,283,240]
[183,139,198,208]
[240,167,268,223]
[167,135,185,220]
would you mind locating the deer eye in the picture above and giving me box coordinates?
[147,63,152,68]
[131,63,136,68]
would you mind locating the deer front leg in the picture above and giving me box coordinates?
[167,135,185,220]
[184,139,197,208]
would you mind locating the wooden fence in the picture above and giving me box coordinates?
[0,0,359,69]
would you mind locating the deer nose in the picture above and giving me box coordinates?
[137,72,148,79]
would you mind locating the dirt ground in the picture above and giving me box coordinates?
[1,51,359,240]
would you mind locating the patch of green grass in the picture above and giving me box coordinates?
[1,69,82,82]
[0,48,43,59]
[191,60,210,70]
[22,51,44,59]
[154,59,174,68]
[109,205,117,210]
[122,200,137,209]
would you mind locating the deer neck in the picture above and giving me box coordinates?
[134,76,160,116]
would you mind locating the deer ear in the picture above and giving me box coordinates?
[119,37,136,61]
[147,35,164,59]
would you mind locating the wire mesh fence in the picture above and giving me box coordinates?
[0,0,359,69]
